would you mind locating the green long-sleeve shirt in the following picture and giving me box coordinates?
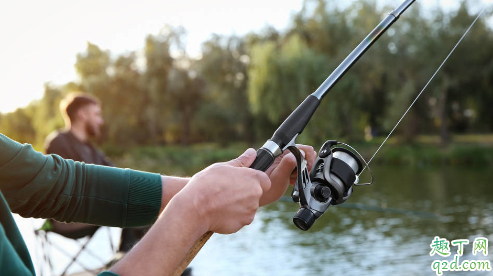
[0,133,162,275]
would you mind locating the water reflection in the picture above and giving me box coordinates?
[190,166,493,275]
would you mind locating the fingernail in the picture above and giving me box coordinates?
[244,148,256,157]
[300,149,306,158]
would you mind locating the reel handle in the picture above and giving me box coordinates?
[293,207,317,231]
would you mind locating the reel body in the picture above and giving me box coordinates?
[290,140,372,231]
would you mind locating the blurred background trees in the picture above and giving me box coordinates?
[1,0,492,149]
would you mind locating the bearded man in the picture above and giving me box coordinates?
[45,93,112,166]
[45,93,145,253]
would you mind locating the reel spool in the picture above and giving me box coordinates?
[290,140,373,231]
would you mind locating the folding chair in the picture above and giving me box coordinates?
[34,219,117,276]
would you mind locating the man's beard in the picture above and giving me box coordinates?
[85,122,100,138]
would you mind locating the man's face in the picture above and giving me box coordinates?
[80,104,104,137]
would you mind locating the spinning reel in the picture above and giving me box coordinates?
[288,140,373,231]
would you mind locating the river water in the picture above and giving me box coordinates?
[189,166,493,275]
[17,166,493,275]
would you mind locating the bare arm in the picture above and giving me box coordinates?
[159,176,189,213]
[110,149,271,275]
[110,145,316,275]
[109,194,207,275]
[158,144,317,213]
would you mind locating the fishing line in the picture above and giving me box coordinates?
[362,7,486,173]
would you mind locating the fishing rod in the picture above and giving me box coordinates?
[284,2,485,232]
[173,1,487,273]
[250,0,416,172]
[172,1,417,274]
[250,0,416,231]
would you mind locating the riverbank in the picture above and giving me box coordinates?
[104,134,493,175]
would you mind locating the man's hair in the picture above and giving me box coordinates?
[60,93,101,124]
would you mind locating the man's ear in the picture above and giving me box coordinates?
[76,108,87,122]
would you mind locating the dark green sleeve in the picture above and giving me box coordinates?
[0,133,162,227]
[0,190,35,275]
[99,271,120,276]
[0,225,33,275]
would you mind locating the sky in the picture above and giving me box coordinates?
[0,0,491,113]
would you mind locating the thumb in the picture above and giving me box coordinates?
[226,148,257,168]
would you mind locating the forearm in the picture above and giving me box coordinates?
[1,134,162,227]
[160,176,190,213]
[108,149,271,275]
[110,195,206,275]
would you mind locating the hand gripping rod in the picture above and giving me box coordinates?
[173,1,416,275]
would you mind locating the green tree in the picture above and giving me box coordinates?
[29,84,65,147]
[0,108,36,144]
[197,34,254,144]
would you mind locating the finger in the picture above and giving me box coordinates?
[305,149,316,171]
[296,145,314,160]
[289,172,297,186]
[225,148,257,168]
[271,152,298,182]
[296,145,316,170]
[255,170,271,193]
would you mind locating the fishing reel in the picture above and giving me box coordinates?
[288,140,373,231]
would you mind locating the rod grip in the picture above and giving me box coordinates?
[250,148,276,172]
[172,231,213,276]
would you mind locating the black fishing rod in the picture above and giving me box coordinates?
[176,0,487,273]
[248,0,416,232]
[173,1,416,274]
[250,0,416,171]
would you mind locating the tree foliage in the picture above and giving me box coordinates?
[1,0,492,148]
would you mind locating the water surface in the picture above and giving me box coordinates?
[19,166,493,275]
[189,166,493,275]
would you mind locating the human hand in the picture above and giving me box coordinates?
[259,144,317,206]
[110,149,270,275]
[173,148,271,234]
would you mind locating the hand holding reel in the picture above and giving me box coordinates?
[288,140,373,231]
